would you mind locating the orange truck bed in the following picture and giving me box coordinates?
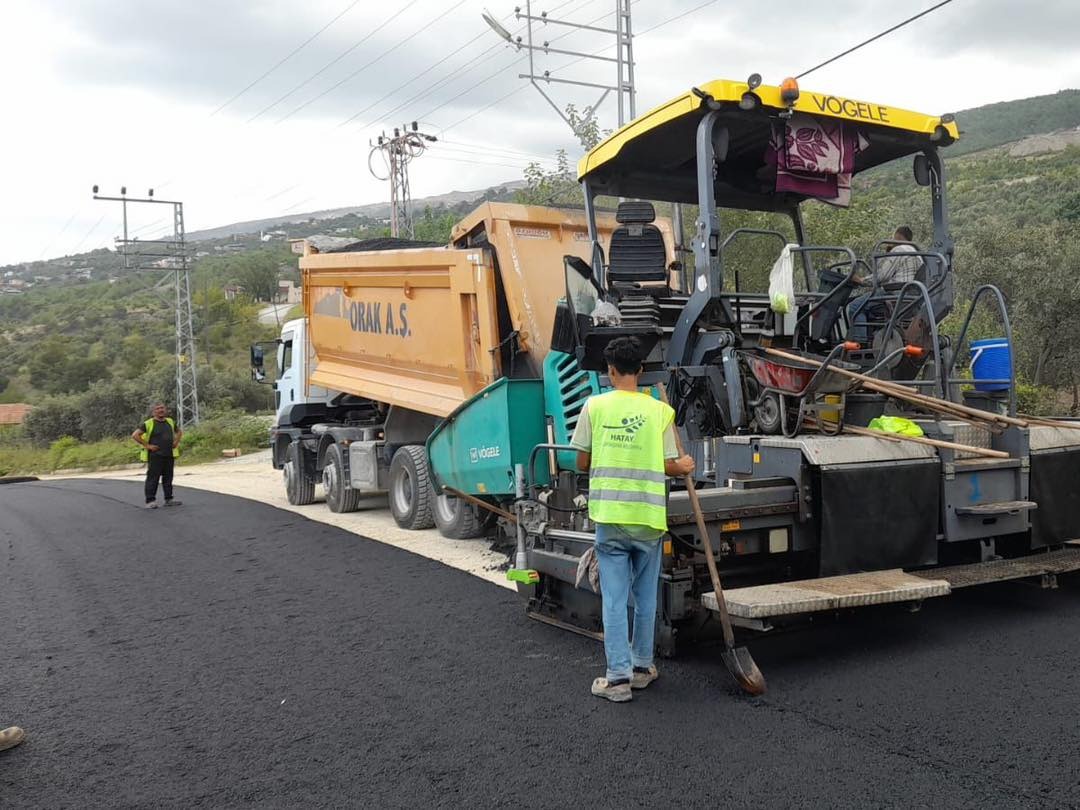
[301,202,673,418]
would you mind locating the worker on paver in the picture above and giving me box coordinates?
[571,336,695,703]
[132,403,183,509]
[848,225,922,342]
[0,726,24,752]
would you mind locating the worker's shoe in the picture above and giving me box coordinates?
[591,677,632,703]
[144,502,159,509]
[164,499,182,507]
[0,727,25,752]
[631,665,659,690]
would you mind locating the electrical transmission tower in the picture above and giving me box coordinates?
[93,186,200,427]
[368,123,437,238]
[483,0,636,135]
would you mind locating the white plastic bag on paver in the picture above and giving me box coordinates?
[768,243,798,314]
[590,299,622,326]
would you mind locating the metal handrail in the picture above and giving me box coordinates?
[527,442,579,499]
[718,228,790,330]
[944,284,1018,416]
[784,246,859,345]
[874,279,945,400]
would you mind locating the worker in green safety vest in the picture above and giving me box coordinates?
[132,403,183,509]
[570,336,694,703]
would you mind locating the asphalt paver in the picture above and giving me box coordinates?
[2,479,1079,808]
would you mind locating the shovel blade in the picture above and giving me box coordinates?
[720,645,767,696]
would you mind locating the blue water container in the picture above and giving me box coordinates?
[970,338,1011,392]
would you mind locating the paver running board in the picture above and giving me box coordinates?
[909,546,1080,588]
[701,569,951,620]
[954,500,1037,517]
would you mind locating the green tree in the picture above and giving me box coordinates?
[23,397,83,444]
[233,252,282,302]
[412,206,458,243]
[516,103,608,207]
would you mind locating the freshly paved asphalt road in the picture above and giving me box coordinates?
[3,478,1080,808]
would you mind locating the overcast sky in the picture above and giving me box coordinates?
[2,0,1077,266]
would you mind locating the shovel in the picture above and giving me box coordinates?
[658,384,767,696]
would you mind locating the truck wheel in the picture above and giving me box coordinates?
[323,444,361,513]
[388,445,435,530]
[284,442,316,506]
[433,493,488,539]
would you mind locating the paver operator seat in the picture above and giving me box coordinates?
[606,201,668,297]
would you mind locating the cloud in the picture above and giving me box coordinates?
[2,0,1078,265]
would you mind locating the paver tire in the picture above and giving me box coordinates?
[323,443,361,513]
[388,445,435,530]
[284,441,316,506]
[433,492,488,539]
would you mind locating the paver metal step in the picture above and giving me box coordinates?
[954,500,1037,517]
[909,546,1080,588]
[702,544,1080,619]
[702,569,950,619]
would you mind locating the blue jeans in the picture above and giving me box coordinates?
[594,523,663,682]
[847,297,890,345]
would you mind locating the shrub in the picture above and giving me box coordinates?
[1015,383,1057,416]
[79,381,150,442]
[23,398,83,445]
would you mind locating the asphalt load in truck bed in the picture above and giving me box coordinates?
[2,479,1079,808]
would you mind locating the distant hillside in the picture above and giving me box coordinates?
[952,89,1080,156]
[185,180,525,242]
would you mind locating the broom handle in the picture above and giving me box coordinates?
[657,384,736,648]
[762,347,1026,428]
[841,424,1010,459]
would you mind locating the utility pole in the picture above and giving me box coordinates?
[482,1,636,135]
[93,186,200,427]
[368,123,437,238]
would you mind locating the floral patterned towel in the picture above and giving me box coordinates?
[766,113,869,207]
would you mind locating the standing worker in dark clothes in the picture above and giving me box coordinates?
[132,403,183,509]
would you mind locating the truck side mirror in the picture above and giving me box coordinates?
[913,154,931,187]
[250,345,266,383]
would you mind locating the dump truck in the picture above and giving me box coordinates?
[252,202,675,535]
[256,77,1080,687]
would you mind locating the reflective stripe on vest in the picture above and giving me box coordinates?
[586,390,674,532]
[140,417,180,462]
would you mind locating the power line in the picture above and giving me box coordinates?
[247,0,424,123]
[635,0,713,36]
[211,0,364,116]
[417,56,527,122]
[336,27,493,129]
[438,137,552,161]
[39,210,79,260]
[278,0,470,124]
[438,86,527,136]
[69,214,107,255]
[795,0,954,79]
[423,153,545,172]
[435,144,556,167]
[343,43,518,131]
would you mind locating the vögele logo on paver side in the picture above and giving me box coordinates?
[469,445,501,464]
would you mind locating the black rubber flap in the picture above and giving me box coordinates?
[1029,447,1080,550]
[818,460,940,576]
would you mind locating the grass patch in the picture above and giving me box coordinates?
[0,411,271,475]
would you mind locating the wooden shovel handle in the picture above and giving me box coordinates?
[657,383,736,648]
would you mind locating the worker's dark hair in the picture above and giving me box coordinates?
[895,225,914,242]
[603,336,644,376]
